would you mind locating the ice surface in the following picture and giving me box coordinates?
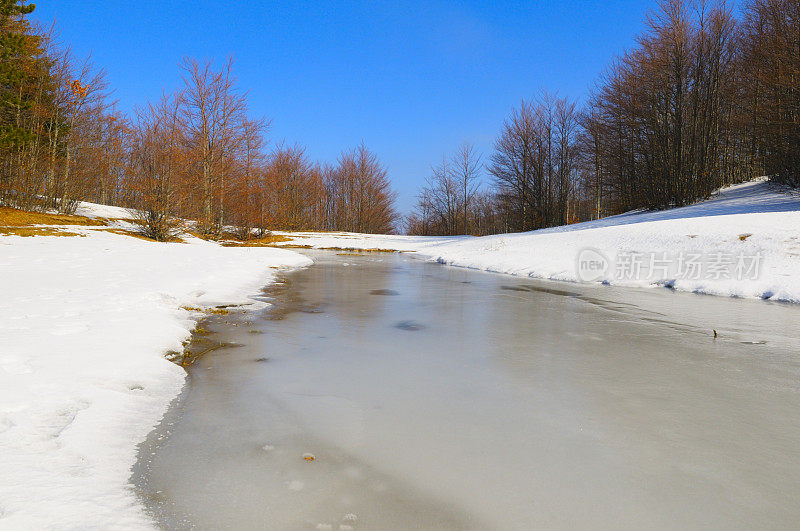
[137,252,800,529]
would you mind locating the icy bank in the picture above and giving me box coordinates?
[0,223,311,528]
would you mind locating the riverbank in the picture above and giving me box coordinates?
[0,212,311,528]
[274,179,800,303]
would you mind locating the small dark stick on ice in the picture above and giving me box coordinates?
[713,329,718,338]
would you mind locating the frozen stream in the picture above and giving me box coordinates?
[135,251,800,529]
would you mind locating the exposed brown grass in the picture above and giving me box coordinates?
[100,227,183,243]
[168,335,223,367]
[0,208,191,243]
[180,305,232,316]
[276,243,314,249]
[739,233,752,241]
[340,247,397,253]
[336,250,397,255]
[194,326,213,335]
[319,246,397,253]
[221,234,294,247]
[268,243,399,252]
[0,226,84,237]
[0,207,105,227]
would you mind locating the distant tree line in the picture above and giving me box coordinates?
[2,0,797,239]
[0,1,398,239]
[408,0,800,236]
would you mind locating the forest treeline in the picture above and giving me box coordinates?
[408,0,800,236]
[0,1,398,239]
[1,0,798,239]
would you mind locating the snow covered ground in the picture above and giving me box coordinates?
[1,178,798,528]
[276,179,800,302]
[0,205,311,529]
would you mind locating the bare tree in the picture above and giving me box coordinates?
[179,56,247,235]
[451,142,481,234]
[129,93,185,241]
[739,0,800,186]
[326,143,398,233]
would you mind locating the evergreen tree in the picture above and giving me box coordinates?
[0,1,64,208]
[0,0,38,149]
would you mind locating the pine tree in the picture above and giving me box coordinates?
[0,0,38,148]
[0,0,49,206]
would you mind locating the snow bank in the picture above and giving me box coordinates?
[0,224,311,528]
[272,230,459,252]
[277,179,800,302]
[74,200,136,220]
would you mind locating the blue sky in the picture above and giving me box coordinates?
[35,1,661,214]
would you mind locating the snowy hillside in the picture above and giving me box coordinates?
[277,179,800,302]
[0,209,311,528]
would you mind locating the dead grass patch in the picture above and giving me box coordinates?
[221,234,294,246]
[320,246,397,253]
[270,243,399,252]
[100,227,178,242]
[0,226,83,237]
[168,335,231,367]
[0,207,105,227]
[180,305,232,316]
[276,243,315,249]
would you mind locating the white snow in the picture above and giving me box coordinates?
[1,177,798,528]
[73,200,136,220]
[275,179,800,302]
[272,230,458,252]
[0,210,311,529]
